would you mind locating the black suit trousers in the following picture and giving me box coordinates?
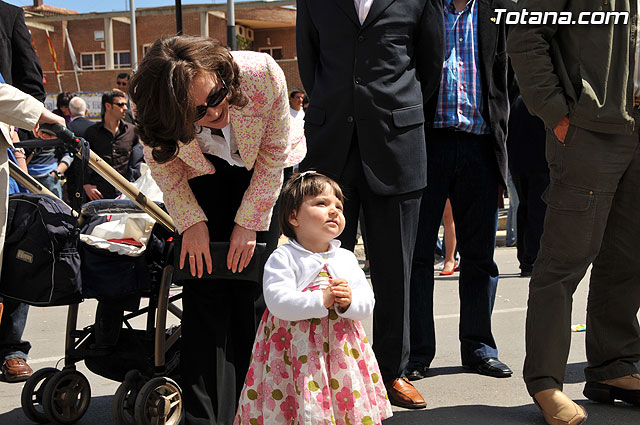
[181,155,279,425]
[335,135,421,382]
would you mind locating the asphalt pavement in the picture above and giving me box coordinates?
[1,242,639,424]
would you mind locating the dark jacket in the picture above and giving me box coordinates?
[84,120,140,199]
[296,0,444,195]
[68,116,94,139]
[0,1,45,102]
[507,95,548,175]
[424,0,517,187]
[507,0,636,135]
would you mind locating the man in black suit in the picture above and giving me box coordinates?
[296,0,444,409]
[67,97,93,138]
[405,0,516,382]
[0,0,45,383]
[506,95,548,278]
[65,97,93,208]
[0,1,44,104]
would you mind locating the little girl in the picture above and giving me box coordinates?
[234,172,392,425]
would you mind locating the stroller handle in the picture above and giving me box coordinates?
[38,124,177,233]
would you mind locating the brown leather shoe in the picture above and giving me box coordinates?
[1,358,34,383]
[385,377,427,409]
[533,389,588,425]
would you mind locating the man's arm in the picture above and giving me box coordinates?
[506,0,570,130]
[415,0,445,105]
[10,8,45,102]
[296,0,320,96]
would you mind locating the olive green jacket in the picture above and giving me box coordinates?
[507,0,638,134]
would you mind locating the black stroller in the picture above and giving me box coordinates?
[1,124,264,425]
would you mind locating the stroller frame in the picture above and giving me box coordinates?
[10,124,184,425]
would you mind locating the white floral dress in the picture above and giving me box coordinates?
[234,265,392,425]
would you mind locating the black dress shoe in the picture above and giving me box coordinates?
[405,364,430,381]
[584,381,640,406]
[465,357,513,378]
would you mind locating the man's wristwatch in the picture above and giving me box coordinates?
[50,170,64,181]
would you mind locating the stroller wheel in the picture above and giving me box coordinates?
[42,369,91,424]
[21,367,59,424]
[134,376,183,425]
[112,378,139,425]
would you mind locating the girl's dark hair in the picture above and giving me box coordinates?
[129,35,249,163]
[278,172,345,240]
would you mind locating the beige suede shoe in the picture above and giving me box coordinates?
[533,389,588,425]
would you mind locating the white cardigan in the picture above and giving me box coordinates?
[263,239,375,322]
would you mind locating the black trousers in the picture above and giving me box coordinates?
[335,137,421,382]
[181,155,279,425]
[510,170,549,273]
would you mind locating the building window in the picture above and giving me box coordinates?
[114,51,131,68]
[81,52,106,70]
[259,47,283,60]
[94,30,104,41]
[142,44,152,58]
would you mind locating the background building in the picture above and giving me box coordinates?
[21,0,302,105]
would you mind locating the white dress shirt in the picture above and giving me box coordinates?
[353,0,374,24]
[196,124,245,167]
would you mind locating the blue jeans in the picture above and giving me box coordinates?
[409,129,500,367]
[0,298,31,361]
[33,174,62,198]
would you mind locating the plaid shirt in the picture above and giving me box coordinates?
[433,0,489,134]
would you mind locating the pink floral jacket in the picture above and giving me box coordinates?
[144,51,306,233]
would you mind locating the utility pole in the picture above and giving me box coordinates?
[176,0,183,35]
[227,0,236,50]
[130,0,138,71]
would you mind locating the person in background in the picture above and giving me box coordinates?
[406,0,516,383]
[52,91,74,124]
[65,96,93,208]
[439,199,458,276]
[0,0,48,384]
[0,83,66,382]
[83,89,140,200]
[506,95,548,278]
[289,89,305,121]
[115,72,134,124]
[67,97,92,138]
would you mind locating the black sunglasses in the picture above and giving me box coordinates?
[194,78,229,122]
[111,102,128,107]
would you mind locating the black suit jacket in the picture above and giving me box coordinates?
[424,0,516,187]
[68,116,94,139]
[0,1,45,102]
[297,0,444,195]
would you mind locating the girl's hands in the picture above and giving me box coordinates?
[323,286,336,309]
[180,221,213,278]
[329,278,351,311]
[228,224,256,273]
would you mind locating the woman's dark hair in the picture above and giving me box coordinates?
[278,172,345,240]
[56,91,75,109]
[129,35,249,163]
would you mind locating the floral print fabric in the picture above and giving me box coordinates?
[234,268,392,425]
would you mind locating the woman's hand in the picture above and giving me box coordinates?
[330,278,352,311]
[228,224,257,273]
[181,221,213,278]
